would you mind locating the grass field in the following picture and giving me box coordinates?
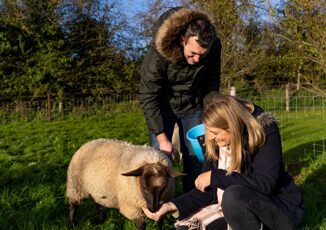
[0,110,325,229]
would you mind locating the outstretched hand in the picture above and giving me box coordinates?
[142,202,178,221]
[195,171,212,192]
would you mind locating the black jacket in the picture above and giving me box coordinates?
[172,106,304,226]
[139,8,222,134]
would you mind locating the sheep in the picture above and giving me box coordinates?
[66,138,183,230]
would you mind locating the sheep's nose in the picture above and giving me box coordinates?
[148,204,159,213]
[148,194,160,212]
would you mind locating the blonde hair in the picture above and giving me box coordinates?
[203,95,266,175]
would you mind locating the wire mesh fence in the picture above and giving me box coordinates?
[1,86,325,161]
[0,93,140,123]
[248,95,325,162]
[1,86,325,122]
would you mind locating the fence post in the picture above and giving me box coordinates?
[297,72,301,91]
[47,92,52,122]
[285,83,290,112]
[230,86,236,96]
[59,100,62,113]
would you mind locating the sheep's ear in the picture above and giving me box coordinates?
[167,168,186,178]
[121,167,144,177]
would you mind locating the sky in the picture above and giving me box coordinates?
[116,0,281,24]
[116,0,184,21]
[118,0,148,17]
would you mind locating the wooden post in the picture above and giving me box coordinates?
[59,100,62,113]
[285,83,290,112]
[230,86,236,96]
[296,72,301,91]
[47,92,52,122]
[58,90,63,114]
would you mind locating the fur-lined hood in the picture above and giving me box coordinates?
[256,111,278,129]
[155,8,214,63]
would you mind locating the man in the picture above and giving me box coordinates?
[139,7,221,192]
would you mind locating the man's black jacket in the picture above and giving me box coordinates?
[139,8,222,134]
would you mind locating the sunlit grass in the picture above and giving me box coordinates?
[0,110,325,229]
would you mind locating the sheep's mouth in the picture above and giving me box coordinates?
[147,202,162,213]
[148,205,160,213]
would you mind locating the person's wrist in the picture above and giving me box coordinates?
[156,133,168,143]
[156,133,173,153]
[167,202,179,218]
[167,202,177,211]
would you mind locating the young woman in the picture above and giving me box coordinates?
[142,95,304,230]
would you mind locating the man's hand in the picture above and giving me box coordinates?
[195,171,212,192]
[156,133,174,161]
[142,202,178,221]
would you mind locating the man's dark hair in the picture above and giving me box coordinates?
[184,19,216,48]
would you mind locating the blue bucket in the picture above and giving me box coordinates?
[186,124,206,163]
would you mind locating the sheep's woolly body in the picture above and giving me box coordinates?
[66,139,172,221]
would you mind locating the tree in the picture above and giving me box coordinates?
[269,0,326,95]
[0,0,141,98]
[0,0,67,97]
[135,0,185,56]
[57,0,139,94]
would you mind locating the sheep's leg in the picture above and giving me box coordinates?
[69,202,77,226]
[135,218,145,230]
[95,203,107,224]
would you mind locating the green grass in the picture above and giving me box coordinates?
[277,110,326,230]
[0,110,325,229]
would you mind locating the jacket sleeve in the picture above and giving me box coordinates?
[203,38,221,105]
[171,160,217,220]
[210,122,283,195]
[139,45,167,134]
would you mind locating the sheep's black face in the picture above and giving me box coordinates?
[140,163,170,213]
[122,162,184,212]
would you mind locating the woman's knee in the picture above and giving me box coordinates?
[221,185,251,210]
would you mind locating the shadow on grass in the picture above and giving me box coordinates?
[2,136,324,229]
[0,157,175,230]
[0,161,69,229]
[284,140,326,229]
[0,160,129,229]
